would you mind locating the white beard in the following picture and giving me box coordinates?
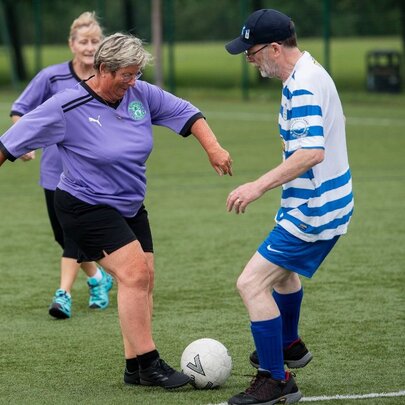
[259,59,280,79]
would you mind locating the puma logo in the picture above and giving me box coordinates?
[88,115,102,127]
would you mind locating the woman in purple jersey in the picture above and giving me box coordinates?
[0,33,233,389]
[10,12,113,320]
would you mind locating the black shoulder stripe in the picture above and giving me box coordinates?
[50,74,74,83]
[62,95,93,112]
[62,94,93,109]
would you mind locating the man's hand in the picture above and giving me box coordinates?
[226,181,264,214]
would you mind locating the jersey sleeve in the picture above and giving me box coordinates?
[10,69,52,117]
[290,90,325,149]
[288,86,325,150]
[1,97,66,161]
[143,82,203,136]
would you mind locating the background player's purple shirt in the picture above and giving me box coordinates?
[10,61,80,190]
[1,80,203,217]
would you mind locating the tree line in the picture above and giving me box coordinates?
[1,0,404,83]
[2,0,404,45]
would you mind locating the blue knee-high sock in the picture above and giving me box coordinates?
[273,288,303,348]
[250,316,285,380]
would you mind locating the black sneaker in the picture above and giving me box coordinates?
[249,339,313,369]
[139,358,190,389]
[124,368,140,385]
[228,371,302,405]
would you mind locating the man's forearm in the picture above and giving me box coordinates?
[255,148,324,193]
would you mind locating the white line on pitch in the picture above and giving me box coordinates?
[209,389,405,404]
[300,390,405,402]
[202,111,405,127]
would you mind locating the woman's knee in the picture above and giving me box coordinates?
[148,269,155,293]
[145,253,155,293]
[115,262,151,290]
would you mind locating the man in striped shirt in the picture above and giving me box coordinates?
[225,9,353,405]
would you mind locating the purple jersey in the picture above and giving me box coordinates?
[1,80,203,217]
[10,61,81,190]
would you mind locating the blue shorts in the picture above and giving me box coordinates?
[257,225,339,278]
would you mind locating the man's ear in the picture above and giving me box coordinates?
[270,42,282,56]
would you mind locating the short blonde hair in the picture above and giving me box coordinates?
[94,33,153,72]
[69,11,103,42]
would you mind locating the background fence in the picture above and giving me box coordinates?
[0,0,404,94]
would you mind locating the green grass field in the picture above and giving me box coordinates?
[0,83,404,405]
[0,37,402,91]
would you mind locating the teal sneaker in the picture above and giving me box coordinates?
[49,289,72,319]
[87,267,113,309]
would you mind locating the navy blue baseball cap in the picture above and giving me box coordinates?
[225,9,294,55]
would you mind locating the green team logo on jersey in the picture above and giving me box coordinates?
[128,101,146,120]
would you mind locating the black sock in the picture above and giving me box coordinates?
[126,357,139,373]
[138,350,159,369]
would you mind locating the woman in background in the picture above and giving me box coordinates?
[10,11,113,319]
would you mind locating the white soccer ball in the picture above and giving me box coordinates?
[180,338,232,389]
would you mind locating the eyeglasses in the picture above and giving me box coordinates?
[120,71,143,82]
[244,44,268,58]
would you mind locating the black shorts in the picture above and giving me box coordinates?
[54,189,153,263]
[44,189,64,249]
[44,188,82,259]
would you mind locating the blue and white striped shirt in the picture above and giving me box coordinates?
[276,51,353,241]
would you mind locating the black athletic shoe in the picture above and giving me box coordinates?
[249,339,313,369]
[124,368,140,385]
[228,371,302,405]
[139,358,190,389]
